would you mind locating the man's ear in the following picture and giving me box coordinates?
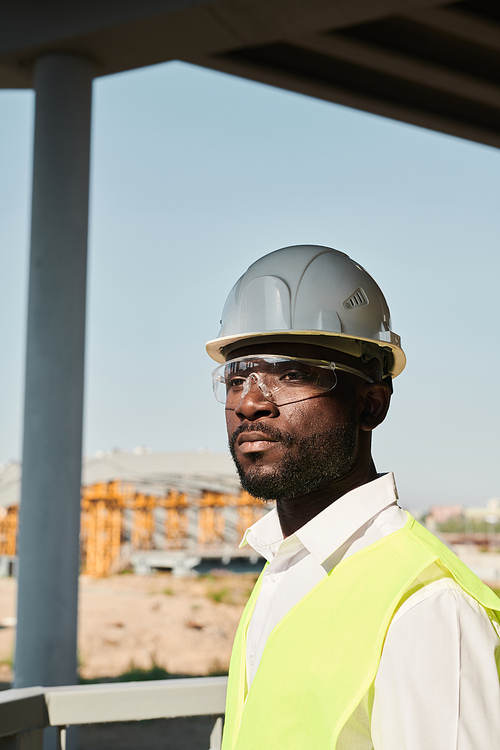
[359,382,391,432]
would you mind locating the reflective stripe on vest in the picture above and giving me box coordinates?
[222,514,500,750]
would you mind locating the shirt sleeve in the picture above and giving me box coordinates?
[370,578,500,750]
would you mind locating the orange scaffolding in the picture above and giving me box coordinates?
[0,505,18,556]
[198,492,227,547]
[0,482,266,578]
[80,481,133,577]
[131,492,156,551]
[161,491,189,549]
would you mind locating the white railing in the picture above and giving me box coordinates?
[0,676,227,749]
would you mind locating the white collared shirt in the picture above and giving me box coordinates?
[241,474,500,750]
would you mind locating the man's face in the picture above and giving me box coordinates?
[225,342,365,501]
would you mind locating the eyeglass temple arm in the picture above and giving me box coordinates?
[334,363,374,384]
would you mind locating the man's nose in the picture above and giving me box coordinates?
[234,374,279,420]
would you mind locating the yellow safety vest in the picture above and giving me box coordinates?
[222,514,500,750]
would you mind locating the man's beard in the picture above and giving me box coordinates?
[229,420,358,501]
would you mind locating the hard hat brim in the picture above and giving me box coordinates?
[206,330,406,377]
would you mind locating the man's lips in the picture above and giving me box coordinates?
[236,431,278,454]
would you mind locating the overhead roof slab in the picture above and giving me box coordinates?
[1,0,500,148]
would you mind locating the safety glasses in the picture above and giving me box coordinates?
[212,354,373,408]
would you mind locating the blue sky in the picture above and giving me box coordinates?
[1,60,499,509]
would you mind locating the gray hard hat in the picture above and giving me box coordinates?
[206,245,405,378]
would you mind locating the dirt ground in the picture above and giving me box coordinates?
[2,571,499,684]
[0,571,258,684]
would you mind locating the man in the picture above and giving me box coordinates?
[206,245,500,750]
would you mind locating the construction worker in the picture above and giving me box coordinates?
[206,245,500,750]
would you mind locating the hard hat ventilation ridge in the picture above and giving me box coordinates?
[343,288,369,310]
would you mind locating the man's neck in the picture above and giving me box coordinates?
[276,461,379,538]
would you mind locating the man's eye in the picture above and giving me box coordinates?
[228,377,245,389]
[281,369,313,383]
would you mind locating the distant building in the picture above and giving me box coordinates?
[427,505,463,525]
[464,498,500,522]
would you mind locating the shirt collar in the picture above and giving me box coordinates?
[241,505,284,562]
[241,472,399,565]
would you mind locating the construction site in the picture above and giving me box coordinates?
[0,451,268,579]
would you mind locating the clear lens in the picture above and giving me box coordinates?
[212,355,337,407]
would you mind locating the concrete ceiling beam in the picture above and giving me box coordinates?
[403,7,500,53]
[293,32,500,108]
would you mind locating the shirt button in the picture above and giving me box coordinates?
[249,654,254,666]
[269,573,278,583]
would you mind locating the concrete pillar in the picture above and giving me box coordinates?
[14,53,93,690]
